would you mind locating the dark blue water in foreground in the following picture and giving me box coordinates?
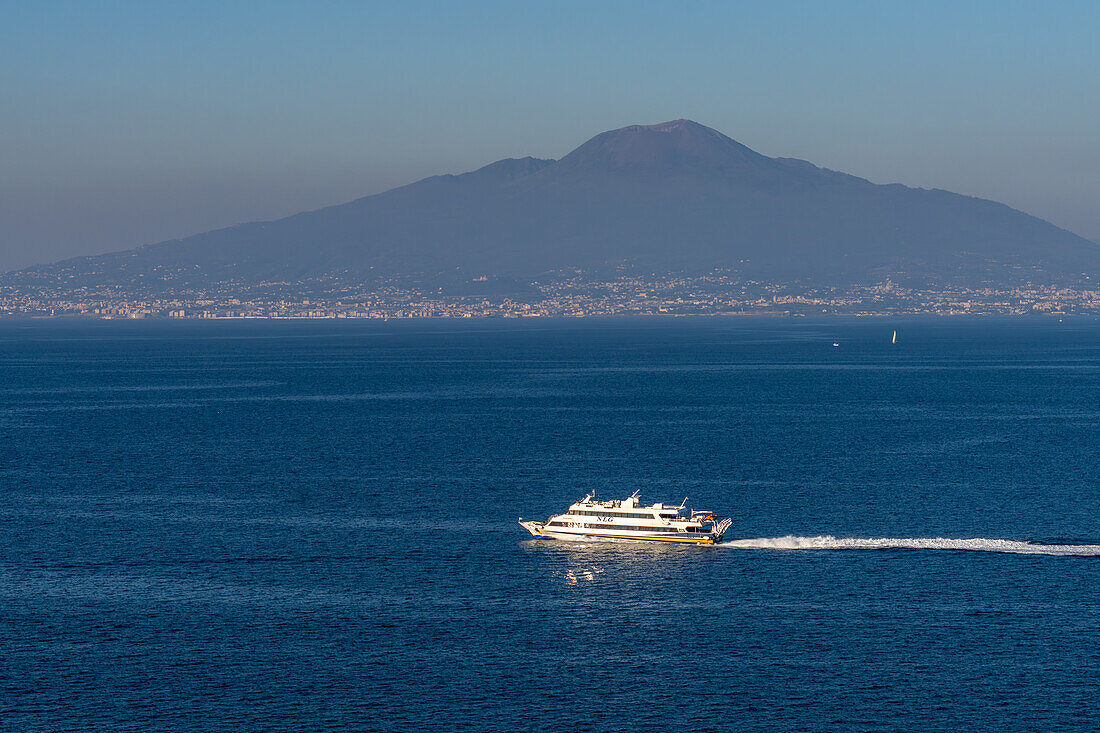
[2,317,1100,732]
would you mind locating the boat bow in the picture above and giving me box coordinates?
[519,519,550,538]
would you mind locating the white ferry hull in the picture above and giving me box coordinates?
[520,521,723,544]
[547,530,720,544]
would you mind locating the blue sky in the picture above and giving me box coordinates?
[2,0,1098,270]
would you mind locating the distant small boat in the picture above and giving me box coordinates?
[832,342,840,347]
[891,330,897,344]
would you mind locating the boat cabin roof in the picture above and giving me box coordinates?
[571,495,685,513]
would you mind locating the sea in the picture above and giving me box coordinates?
[2,317,1099,732]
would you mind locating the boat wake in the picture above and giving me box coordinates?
[720,535,1100,556]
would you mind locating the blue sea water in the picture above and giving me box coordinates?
[2,317,1099,732]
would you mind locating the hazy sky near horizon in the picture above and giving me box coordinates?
[3,0,1099,271]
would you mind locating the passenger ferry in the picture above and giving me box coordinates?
[519,491,732,544]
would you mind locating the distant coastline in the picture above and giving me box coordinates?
[2,272,1096,319]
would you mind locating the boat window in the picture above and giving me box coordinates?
[568,510,660,519]
[584,524,681,533]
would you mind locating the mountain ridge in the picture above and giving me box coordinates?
[4,119,1097,291]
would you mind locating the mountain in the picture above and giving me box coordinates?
[6,119,1098,292]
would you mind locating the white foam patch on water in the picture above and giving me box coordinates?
[721,535,1100,556]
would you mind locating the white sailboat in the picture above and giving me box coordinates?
[891,330,897,344]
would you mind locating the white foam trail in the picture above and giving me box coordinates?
[721,535,1100,556]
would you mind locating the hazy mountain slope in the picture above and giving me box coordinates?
[6,120,1097,290]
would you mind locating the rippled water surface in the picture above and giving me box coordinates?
[2,317,1100,731]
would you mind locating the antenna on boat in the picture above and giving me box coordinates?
[679,497,688,509]
[630,489,641,499]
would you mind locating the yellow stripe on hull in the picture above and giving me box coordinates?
[553,532,715,544]
[603,534,715,544]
